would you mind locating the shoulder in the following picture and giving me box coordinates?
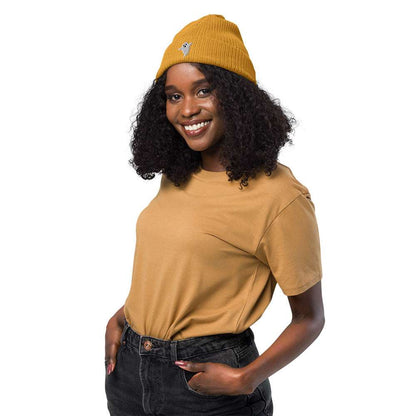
[247,162,314,222]
[268,162,310,194]
[255,162,311,202]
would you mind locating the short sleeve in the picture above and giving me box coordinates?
[255,193,323,296]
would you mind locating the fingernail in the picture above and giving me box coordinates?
[107,364,113,375]
[175,361,186,366]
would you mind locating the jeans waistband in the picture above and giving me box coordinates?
[121,318,254,362]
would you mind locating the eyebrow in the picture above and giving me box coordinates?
[164,78,209,92]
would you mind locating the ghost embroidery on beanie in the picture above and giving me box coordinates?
[178,42,192,57]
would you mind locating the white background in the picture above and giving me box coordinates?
[1,1,415,414]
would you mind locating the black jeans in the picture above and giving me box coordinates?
[105,319,273,415]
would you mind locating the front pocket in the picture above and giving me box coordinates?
[234,342,259,368]
[180,347,239,399]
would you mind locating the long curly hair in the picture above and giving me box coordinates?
[128,63,296,189]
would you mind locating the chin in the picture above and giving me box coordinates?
[184,140,212,152]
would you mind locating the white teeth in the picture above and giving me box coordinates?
[183,120,210,131]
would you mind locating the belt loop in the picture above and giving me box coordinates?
[170,340,178,363]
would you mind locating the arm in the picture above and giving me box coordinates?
[105,305,125,375]
[240,281,325,393]
[108,304,125,329]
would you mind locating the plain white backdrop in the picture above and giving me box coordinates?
[1,0,415,414]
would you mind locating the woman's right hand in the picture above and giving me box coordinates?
[105,314,124,375]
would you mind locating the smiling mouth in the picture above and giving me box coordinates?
[181,120,212,137]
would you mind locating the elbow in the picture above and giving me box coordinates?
[318,314,325,333]
[313,313,325,338]
[304,312,325,338]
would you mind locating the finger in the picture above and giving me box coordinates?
[105,344,120,375]
[175,360,206,372]
[105,360,115,375]
[104,354,117,374]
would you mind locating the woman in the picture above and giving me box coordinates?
[105,14,325,416]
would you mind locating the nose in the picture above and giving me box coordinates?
[181,95,201,118]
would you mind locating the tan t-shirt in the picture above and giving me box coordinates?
[124,162,323,340]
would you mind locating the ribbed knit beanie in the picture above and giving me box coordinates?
[155,14,256,84]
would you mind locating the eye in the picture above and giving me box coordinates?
[166,93,181,102]
[198,88,211,96]
[166,88,211,103]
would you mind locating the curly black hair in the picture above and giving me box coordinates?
[128,63,296,189]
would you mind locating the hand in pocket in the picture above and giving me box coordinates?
[104,318,124,375]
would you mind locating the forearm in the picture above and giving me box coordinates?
[241,315,325,393]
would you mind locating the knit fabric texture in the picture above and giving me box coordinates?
[155,14,256,84]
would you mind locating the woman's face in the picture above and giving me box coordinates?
[165,63,225,153]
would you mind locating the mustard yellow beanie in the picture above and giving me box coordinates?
[155,14,256,84]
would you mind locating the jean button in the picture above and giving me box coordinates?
[143,340,153,351]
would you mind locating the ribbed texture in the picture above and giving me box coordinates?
[155,14,256,84]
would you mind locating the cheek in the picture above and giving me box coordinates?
[214,114,225,134]
[209,95,221,112]
[215,122,225,138]
[209,102,224,126]
[165,104,175,123]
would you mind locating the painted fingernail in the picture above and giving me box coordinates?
[175,361,186,366]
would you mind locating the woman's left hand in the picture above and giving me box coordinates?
[175,360,252,396]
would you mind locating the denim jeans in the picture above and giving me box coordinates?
[105,319,273,415]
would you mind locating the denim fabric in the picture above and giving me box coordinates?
[105,319,273,415]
